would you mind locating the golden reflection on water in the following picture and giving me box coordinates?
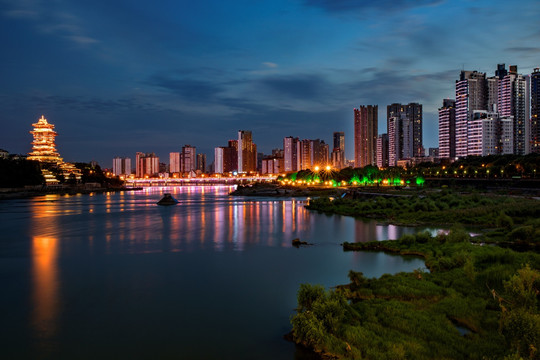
[30,196,60,343]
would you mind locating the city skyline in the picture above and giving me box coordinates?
[1,1,540,165]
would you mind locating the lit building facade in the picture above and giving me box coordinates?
[181,145,196,173]
[438,99,456,159]
[169,152,181,174]
[354,105,378,168]
[376,134,389,168]
[261,156,284,174]
[214,147,224,173]
[498,65,527,155]
[468,111,513,156]
[113,157,131,176]
[531,68,540,153]
[136,152,159,177]
[197,153,206,173]
[388,114,414,167]
[283,136,299,172]
[386,103,423,157]
[297,139,328,170]
[238,130,256,173]
[455,71,487,158]
[331,132,345,169]
[28,115,62,163]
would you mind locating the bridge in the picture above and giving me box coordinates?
[125,175,277,187]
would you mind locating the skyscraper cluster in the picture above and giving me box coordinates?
[439,64,540,159]
[353,103,424,169]
[108,63,539,178]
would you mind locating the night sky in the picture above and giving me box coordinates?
[1,0,539,167]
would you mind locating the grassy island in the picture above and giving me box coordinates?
[291,191,540,359]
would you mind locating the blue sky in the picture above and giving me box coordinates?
[1,0,539,166]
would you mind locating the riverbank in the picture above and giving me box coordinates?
[290,189,540,359]
[0,185,142,200]
[290,230,540,360]
[230,183,347,197]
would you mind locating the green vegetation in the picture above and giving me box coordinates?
[291,230,540,359]
[307,190,540,231]
[278,154,540,187]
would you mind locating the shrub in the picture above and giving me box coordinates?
[496,211,514,229]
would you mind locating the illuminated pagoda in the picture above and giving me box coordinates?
[28,115,82,183]
[28,115,63,163]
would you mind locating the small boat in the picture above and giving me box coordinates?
[157,193,179,206]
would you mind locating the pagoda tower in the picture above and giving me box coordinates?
[28,115,63,163]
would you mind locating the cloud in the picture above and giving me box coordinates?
[505,46,540,54]
[1,1,99,46]
[259,74,331,100]
[304,0,444,13]
[262,62,278,68]
[148,75,224,101]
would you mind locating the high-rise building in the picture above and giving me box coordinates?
[376,134,389,168]
[296,139,328,170]
[438,99,456,159]
[283,136,299,172]
[135,152,144,178]
[261,156,284,174]
[331,132,345,170]
[181,145,196,173]
[354,105,378,168]
[455,71,487,158]
[498,65,528,155]
[388,114,414,167]
[333,132,345,152]
[214,147,224,174]
[468,111,513,156]
[170,152,181,173]
[28,115,63,163]
[238,130,256,173]
[113,157,131,176]
[136,153,159,177]
[197,153,206,173]
[531,68,540,153]
[386,103,423,157]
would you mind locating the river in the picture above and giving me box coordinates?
[0,185,426,359]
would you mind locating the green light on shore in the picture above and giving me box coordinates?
[350,175,360,184]
[416,177,425,186]
[331,179,337,187]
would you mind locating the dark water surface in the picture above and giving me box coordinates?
[0,186,426,359]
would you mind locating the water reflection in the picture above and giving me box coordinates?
[30,195,60,348]
[1,185,429,360]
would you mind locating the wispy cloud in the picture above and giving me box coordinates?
[1,0,99,46]
[304,0,444,13]
[262,62,278,68]
[505,46,540,54]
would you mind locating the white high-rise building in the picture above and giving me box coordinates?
[283,136,299,172]
[468,111,513,156]
[214,147,224,174]
[498,65,528,155]
[455,71,487,158]
[113,157,131,176]
[169,152,181,173]
[438,99,456,159]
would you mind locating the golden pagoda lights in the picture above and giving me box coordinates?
[27,115,63,164]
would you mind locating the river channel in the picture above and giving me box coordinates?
[0,185,427,359]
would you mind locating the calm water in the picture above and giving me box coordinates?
[0,186,426,359]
